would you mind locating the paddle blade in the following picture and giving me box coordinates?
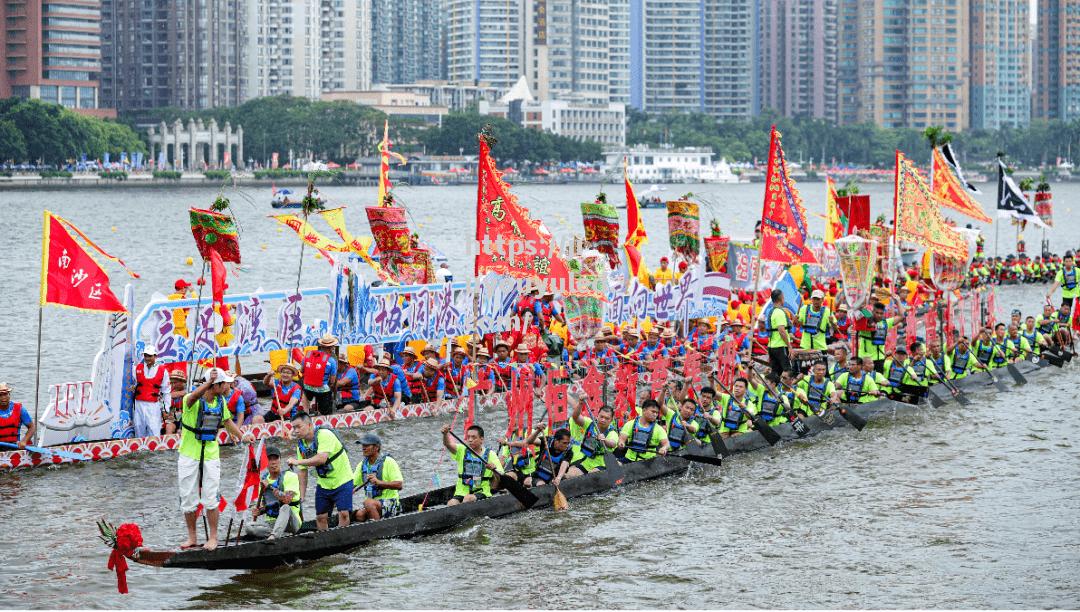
[928,390,946,408]
[1006,364,1028,385]
[838,406,868,431]
[603,451,625,485]
[500,474,540,509]
[553,487,569,512]
[671,452,725,466]
[752,416,782,445]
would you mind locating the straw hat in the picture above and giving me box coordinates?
[452,345,468,356]
[169,370,187,381]
[624,328,640,337]
[401,347,418,358]
[277,362,300,375]
[423,357,441,369]
[494,339,511,350]
[476,348,491,358]
[376,356,393,369]
[421,343,438,355]
[515,345,530,354]
[317,334,339,347]
[661,328,676,339]
[0,382,12,393]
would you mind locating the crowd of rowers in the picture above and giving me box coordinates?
[160,274,1076,549]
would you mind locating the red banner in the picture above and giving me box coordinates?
[40,212,127,313]
[580,363,605,416]
[475,135,570,288]
[931,147,992,223]
[925,306,939,345]
[189,208,241,264]
[893,151,968,260]
[613,363,637,426]
[760,126,818,265]
[545,380,569,428]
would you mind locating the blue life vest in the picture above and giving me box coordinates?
[805,380,828,410]
[298,427,345,478]
[802,306,825,335]
[627,418,656,453]
[759,393,781,421]
[722,396,745,430]
[886,362,906,386]
[459,446,492,490]
[951,351,971,374]
[844,375,867,402]
[666,414,688,449]
[184,397,224,442]
[534,440,568,482]
[359,454,388,499]
[1064,268,1077,290]
[261,473,301,519]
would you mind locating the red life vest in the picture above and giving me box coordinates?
[338,366,361,401]
[419,372,442,401]
[537,300,555,326]
[445,363,467,396]
[403,361,423,396]
[752,331,769,355]
[468,363,494,392]
[302,350,330,387]
[492,359,513,389]
[371,372,400,403]
[134,363,167,402]
[516,295,536,319]
[272,381,299,413]
[225,388,243,417]
[0,402,23,444]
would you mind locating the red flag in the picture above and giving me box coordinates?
[925,307,939,345]
[465,390,476,432]
[474,134,570,290]
[624,157,648,277]
[986,289,997,327]
[905,307,918,349]
[209,248,231,326]
[613,363,638,426]
[545,380,569,428]
[580,363,604,415]
[647,356,670,400]
[40,211,130,313]
[189,208,240,264]
[760,127,818,265]
[233,442,267,512]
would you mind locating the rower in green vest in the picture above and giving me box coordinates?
[793,361,838,416]
[797,289,835,350]
[1047,252,1079,308]
[716,378,755,436]
[899,341,939,401]
[881,347,910,398]
[945,336,976,380]
[566,395,618,476]
[833,358,882,404]
[246,446,302,539]
[853,300,907,373]
[694,387,725,445]
[617,399,669,461]
[660,395,701,450]
[751,370,794,425]
[828,346,850,382]
[1003,324,1031,362]
[1020,316,1049,357]
[288,412,353,531]
[864,357,890,388]
[442,423,504,505]
[352,432,403,522]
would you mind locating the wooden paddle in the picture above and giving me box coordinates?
[973,356,1011,392]
[668,449,724,466]
[447,430,539,509]
[1005,363,1028,385]
[537,434,569,512]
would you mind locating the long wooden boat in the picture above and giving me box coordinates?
[125,358,1054,571]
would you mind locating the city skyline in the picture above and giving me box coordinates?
[1,0,1077,135]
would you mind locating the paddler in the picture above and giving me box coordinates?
[245,445,302,540]
[443,346,470,399]
[491,341,514,391]
[364,356,403,417]
[178,368,252,550]
[946,336,976,380]
[716,378,754,437]
[521,425,574,487]
[352,432,403,522]
[797,289,835,351]
[1020,316,1048,356]
[416,357,446,402]
[1004,324,1031,362]
[829,346,850,380]
[287,412,353,530]
[1046,252,1078,308]
[164,370,187,434]
[0,382,35,449]
[852,300,907,373]
[617,398,669,460]
[300,335,339,416]
[881,347,910,398]
[442,423,503,505]
[793,362,838,416]
[566,396,618,476]
[335,353,364,413]
[263,362,302,422]
[131,346,169,438]
[466,348,496,392]
[833,357,882,404]
[899,341,938,401]
[753,370,794,425]
[764,289,794,375]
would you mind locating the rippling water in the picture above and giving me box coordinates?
[1,182,1079,608]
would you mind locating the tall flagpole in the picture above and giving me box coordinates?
[32,305,43,443]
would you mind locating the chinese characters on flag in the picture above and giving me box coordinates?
[760,126,818,266]
[40,211,131,313]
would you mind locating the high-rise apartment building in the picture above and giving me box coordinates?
[320,0,371,92]
[522,0,625,104]
[244,0,321,100]
[446,0,522,92]
[970,0,1030,129]
[370,0,445,85]
[628,0,753,118]
[835,0,860,124]
[756,0,838,122]
[1035,0,1080,121]
[838,0,969,131]
[1,0,110,115]
[101,0,244,111]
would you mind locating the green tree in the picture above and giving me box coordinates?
[0,119,27,161]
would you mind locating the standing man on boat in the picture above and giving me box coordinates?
[167,278,194,339]
[797,289,835,352]
[131,346,170,438]
[301,335,339,416]
[1046,252,1078,308]
[288,412,353,530]
[764,289,794,376]
[0,382,35,449]
[178,368,252,550]
[852,301,907,373]
[442,423,504,505]
[246,446,302,540]
[352,432,403,522]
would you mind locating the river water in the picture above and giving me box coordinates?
[0,181,1079,608]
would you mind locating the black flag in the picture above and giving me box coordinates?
[997,160,1047,228]
[941,143,981,194]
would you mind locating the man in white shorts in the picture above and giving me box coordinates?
[177,368,252,550]
[131,346,169,437]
